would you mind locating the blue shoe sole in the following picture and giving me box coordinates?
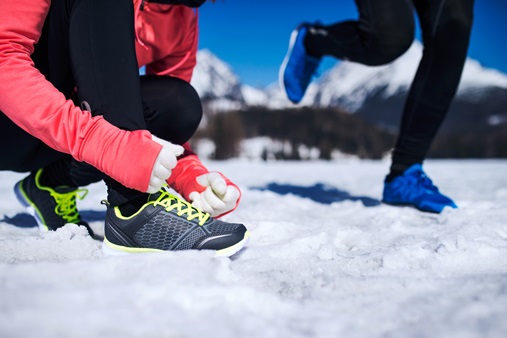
[279,27,302,103]
[382,200,453,214]
[14,180,48,231]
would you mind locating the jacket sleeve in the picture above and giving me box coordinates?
[0,0,161,192]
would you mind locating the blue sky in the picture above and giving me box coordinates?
[198,0,507,88]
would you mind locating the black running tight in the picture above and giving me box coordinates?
[305,0,474,176]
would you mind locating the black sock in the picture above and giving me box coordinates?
[105,179,154,216]
[116,193,152,217]
[385,161,421,182]
[304,26,324,58]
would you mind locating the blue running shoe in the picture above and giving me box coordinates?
[382,164,457,213]
[279,23,322,104]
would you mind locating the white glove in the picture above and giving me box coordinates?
[147,136,184,193]
[189,172,240,217]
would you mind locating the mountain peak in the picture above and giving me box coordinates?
[191,49,243,104]
[191,43,507,117]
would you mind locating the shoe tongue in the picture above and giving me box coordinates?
[147,190,164,202]
[53,186,77,194]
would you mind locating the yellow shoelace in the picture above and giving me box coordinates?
[153,189,210,226]
[50,188,88,224]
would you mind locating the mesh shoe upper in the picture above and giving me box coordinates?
[103,187,249,255]
[14,169,90,233]
[280,23,322,104]
[382,164,457,213]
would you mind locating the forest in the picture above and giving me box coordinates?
[195,107,507,160]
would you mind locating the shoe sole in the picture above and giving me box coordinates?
[279,26,302,103]
[14,181,50,232]
[382,200,456,214]
[102,230,251,258]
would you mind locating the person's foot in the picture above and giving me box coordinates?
[102,186,250,257]
[14,169,92,234]
[279,23,322,104]
[382,164,457,213]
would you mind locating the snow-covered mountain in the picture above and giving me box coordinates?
[306,41,507,132]
[191,44,507,131]
[306,41,507,110]
[190,49,245,111]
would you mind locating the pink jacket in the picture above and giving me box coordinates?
[0,0,162,192]
[135,3,198,82]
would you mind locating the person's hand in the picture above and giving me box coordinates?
[188,172,241,218]
[147,136,184,193]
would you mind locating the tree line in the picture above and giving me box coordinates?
[194,107,507,160]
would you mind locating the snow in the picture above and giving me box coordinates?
[241,85,268,106]
[459,58,507,91]
[191,49,243,100]
[312,42,423,109]
[1,159,507,338]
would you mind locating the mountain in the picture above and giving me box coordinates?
[191,44,507,133]
[308,42,507,133]
[190,49,245,111]
[190,50,291,110]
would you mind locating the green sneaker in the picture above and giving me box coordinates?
[14,169,92,235]
[102,186,250,257]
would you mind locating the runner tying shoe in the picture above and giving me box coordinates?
[1,0,248,256]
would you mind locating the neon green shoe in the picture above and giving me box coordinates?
[102,186,249,257]
[14,169,92,235]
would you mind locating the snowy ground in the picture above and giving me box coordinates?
[1,159,506,338]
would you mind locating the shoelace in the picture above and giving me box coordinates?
[415,171,439,192]
[51,189,88,224]
[153,188,210,226]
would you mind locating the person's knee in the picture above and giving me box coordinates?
[142,76,203,144]
[362,3,415,65]
[176,82,203,141]
[366,26,415,65]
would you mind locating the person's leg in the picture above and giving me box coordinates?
[111,75,203,215]
[280,0,415,103]
[388,0,474,178]
[64,0,147,207]
[305,0,415,65]
[3,0,92,232]
[5,0,97,189]
[139,75,202,145]
[0,113,66,172]
[382,0,474,213]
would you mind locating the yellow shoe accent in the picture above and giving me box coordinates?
[114,186,210,226]
[34,169,88,225]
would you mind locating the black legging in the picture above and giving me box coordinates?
[305,0,474,175]
[0,0,202,205]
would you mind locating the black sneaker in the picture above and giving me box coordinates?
[14,169,93,235]
[102,187,250,257]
